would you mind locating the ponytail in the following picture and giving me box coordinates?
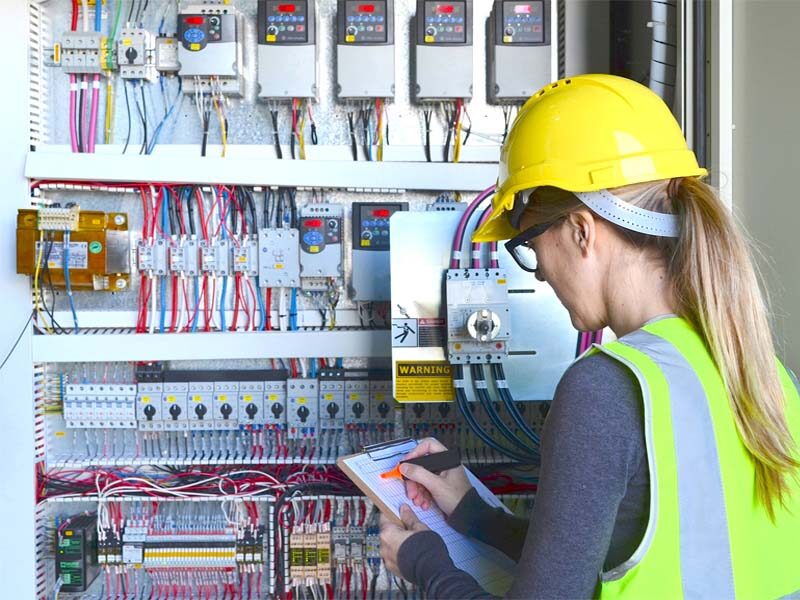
[523,179,799,519]
[670,177,798,519]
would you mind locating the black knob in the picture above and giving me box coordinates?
[220,403,233,419]
[246,403,258,420]
[378,402,390,418]
[195,404,208,420]
[326,402,340,418]
[437,403,451,418]
[425,26,436,36]
[352,402,365,418]
[144,404,156,421]
[125,46,138,64]
[169,404,182,420]
[271,403,284,418]
[413,403,425,418]
[347,25,357,36]
[297,405,310,423]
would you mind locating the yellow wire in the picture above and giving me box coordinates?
[453,109,463,163]
[298,100,307,160]
[214,96,227,157]
[104,74,114,144]
[377,100,384,162]
[34,230,53,334]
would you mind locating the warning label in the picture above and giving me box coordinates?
[36,241,88,270]
[418,318,445,347]
[395,361,454,402]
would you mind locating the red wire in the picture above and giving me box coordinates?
[265,288,272,330]
[70,0,78,30]
[231,273,241,331]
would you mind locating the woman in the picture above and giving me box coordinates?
[378,74,800,599]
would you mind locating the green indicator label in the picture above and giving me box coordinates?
[89,241,103,254]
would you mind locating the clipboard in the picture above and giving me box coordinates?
[337,437,516,595]
[336,437,419,526]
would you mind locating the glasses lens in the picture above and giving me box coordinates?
[510,243,538,271]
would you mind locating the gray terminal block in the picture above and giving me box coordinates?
[336,0,395,99]
[257,0,318,99]
[258,228,300,287]
[413,0,473,101]
[177,6,242,95]
[487,0,552,104]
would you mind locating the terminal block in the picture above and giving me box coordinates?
[59,32,106,74]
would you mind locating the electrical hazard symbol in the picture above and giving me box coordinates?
[391,318,418,347]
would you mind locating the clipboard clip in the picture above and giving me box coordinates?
[362,437,418,461]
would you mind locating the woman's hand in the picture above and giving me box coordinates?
[401,438,474,516]
[379,504,430,577]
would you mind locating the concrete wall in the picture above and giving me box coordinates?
[733,0,800,371]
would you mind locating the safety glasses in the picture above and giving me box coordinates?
[504,221,556,273]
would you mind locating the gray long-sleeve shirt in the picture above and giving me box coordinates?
[397,352,650,599]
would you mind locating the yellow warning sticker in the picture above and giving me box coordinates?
[267,34,277,42]
[424,35,435,43]
[395,361,453,402]
[503,35,513,43]
[361,239,371,247]
[190,43,201,51]
[346,35,355,43]
[166,395,176,403]
[55,431,66,438]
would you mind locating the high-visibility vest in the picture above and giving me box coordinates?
[590,317,800,599]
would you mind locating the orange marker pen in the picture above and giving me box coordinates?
[379,448,461,480]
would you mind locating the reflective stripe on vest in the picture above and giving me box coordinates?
[591,317,800,600]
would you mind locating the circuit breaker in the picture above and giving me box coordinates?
[299,204,343,289]
[487,0,551,103]
[445,268,511,364]
[350,202,407,301]
[117,28,158,81]
[257,0,318,99]
[287,378,319,438]
[178,5,243,94]
[336,0,395,99]
[413,0,473,101]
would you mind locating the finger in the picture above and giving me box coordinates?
[403,437,447,461]
[400,463,443,493]
[379,514,402,534]
[399,504,420,530]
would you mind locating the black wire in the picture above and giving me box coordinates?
[501,106,512,145]
[263,189,272,229]
[360,107,372,161]
[422,109,432,163]
[42,236,68,334]
[443,106,455,163]
[245,189,257,235]
[138,0,149,23]
[122,81,132,154]
[269,109,283,159]
[185,186,196,236]
[289,106,296,160]
[288,188,297,228]
[127,0,136,24]
[347,112,358,161]
[310,122,318,145]
[0,312,33,372]
[370,572,379,600]
[166,188,178,234]
[201,108,210,157]
[138,83,148,155]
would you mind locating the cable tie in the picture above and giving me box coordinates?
[474,380,488,389]
[453,379,466,388]
[452,250,462,260]
[495,379,509,389]
[490,251,499,261]
[471,250,481,260]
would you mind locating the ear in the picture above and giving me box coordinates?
[566,210,595,256]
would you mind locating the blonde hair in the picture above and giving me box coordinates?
[523,179,798,518]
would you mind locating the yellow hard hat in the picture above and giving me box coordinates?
[473,74,707,242]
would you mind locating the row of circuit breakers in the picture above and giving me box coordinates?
[53,0,552,103]
[64,365,395,438]
[17,202,405,300]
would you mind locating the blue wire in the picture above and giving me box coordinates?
[289,288,298,330]
[146,77,182,155]
[256,277,267,330]
[190,276,200,332]
[159,188,170,333]
[220,277,228,331]
[94,0,102,32]
[336,358,343,368]
[63,232,79,334]
[310,359,317,379]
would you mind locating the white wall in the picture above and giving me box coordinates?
[732,0,800,372]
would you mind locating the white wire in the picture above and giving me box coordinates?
[81,0,89,31]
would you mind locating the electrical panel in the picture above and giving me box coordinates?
[178,5,243,94]
[414,0,473,101]
[299,204,344,289]
[487,0,552,103]
[16,207,131,292]
[336,0,395,98]
[350,201,407,301]
[257,0,318,99]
